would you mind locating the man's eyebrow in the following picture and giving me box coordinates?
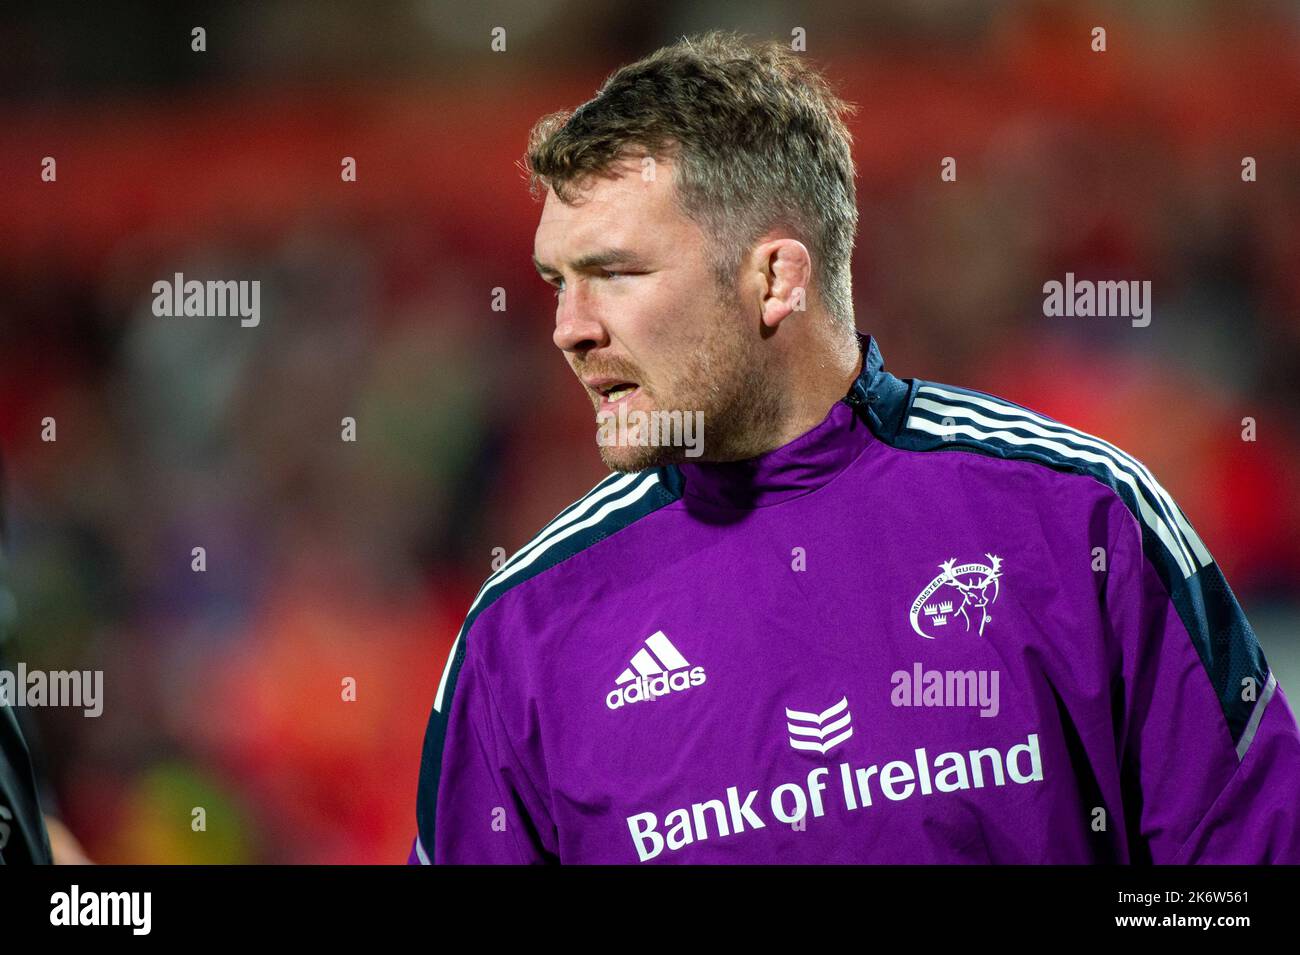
[532,248,645,276]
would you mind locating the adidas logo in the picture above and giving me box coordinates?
[785,696,853,754]
[606,631,706,709]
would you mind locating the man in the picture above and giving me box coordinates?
[0,706,52,865]
[412,32,1300,863]
[0,456,53,865]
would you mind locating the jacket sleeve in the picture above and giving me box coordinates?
[410,627,558,865]
[1103,488,1300,863]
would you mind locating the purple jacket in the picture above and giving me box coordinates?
[411,333,1300,863]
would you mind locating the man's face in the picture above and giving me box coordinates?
[533,157,783,470]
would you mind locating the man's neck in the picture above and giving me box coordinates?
[760,329,864,454]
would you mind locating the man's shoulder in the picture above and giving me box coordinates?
[867,372,1213,581]
[879,375,1131,477]
[463,467,683,629]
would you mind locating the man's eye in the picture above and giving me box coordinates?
[550,271,637,297]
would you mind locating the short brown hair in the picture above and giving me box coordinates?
[523,31,859,328]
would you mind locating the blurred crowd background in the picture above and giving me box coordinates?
[0,1,1298,862]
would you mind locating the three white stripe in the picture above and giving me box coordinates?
[433,470,663,712]
[906,384,1211,579]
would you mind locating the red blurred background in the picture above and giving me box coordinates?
[0,2,1298,862]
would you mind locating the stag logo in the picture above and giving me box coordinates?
[909,555,1004,639]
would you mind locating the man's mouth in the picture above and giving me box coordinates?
[603,384,637,402]
[585,377,642,409]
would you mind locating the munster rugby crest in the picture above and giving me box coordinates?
[909,555,1003,639]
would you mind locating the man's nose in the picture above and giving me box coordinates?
[552,282,609,353]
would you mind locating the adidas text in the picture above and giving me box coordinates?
[606,667,706,709]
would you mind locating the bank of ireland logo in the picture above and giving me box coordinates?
[785,696,853,754]
[909,555,1003,639]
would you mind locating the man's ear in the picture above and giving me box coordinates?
[755,238,812,329]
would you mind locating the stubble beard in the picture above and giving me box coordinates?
[597,300,788,473]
